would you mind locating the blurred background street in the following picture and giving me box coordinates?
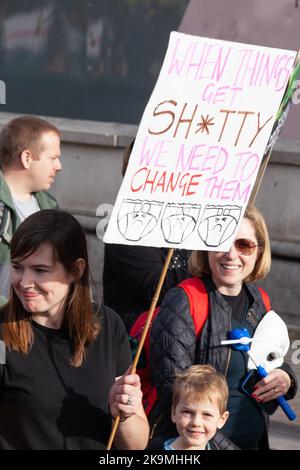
[269,325,300,449]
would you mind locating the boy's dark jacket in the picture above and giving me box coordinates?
[147,430,240,450]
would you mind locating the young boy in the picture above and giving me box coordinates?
[164,365,237,450]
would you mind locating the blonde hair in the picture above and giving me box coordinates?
[188,205,271,283]
[172,365,228,415]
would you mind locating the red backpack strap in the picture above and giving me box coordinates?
[129,306,160,339]
[178,276,209,335]
[257,287,271,312]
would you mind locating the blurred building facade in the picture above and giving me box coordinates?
[0,0,188,123]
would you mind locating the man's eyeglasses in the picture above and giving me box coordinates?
[233,238,262,256]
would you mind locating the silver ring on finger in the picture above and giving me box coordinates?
[126,395,133,406]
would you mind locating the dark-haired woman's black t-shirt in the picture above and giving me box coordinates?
[0,305,131,449]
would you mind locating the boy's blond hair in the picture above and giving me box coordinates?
[172,365,228,415]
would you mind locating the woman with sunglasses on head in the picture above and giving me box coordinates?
[150,205,297,450]
[0,209,149,450]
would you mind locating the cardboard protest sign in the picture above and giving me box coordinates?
[104,32,297,251]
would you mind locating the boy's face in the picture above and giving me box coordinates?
[171,396,229,450]
[27,131,61,192]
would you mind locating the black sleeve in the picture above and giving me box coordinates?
[104,244,190,305]
[150,287,196,408]
[212,431,241,450]
[115,322,131,378]
[100,305,131,376]
[260,362,298,416]
[280,362,298,400]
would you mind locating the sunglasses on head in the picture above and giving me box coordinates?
[233,238,262,256]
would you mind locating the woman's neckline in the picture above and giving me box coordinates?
[31,318,65,334]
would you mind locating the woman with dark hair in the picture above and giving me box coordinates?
[0,209,149,450]
[150,205,297,450]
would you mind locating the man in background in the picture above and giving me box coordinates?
[0,115,61,304]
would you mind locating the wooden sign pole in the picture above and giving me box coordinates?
[106,248,174,449]
[250,52,300,203]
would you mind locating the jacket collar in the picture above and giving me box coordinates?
[0,169,15,211]
[0,169,57,211]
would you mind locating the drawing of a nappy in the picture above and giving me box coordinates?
[161,203,200,244]
[117,199,163,241]
[198,205,242,247]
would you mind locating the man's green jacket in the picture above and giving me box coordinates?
[0,170,58,305]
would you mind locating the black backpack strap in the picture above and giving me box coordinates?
[0,339,5,365]
[0,203,11,244]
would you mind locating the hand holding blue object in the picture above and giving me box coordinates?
[221,321,296,421]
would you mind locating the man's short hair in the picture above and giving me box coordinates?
[172,365,229,415]
[0,115,60,167]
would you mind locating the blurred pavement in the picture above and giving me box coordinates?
[269,326,300,450]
